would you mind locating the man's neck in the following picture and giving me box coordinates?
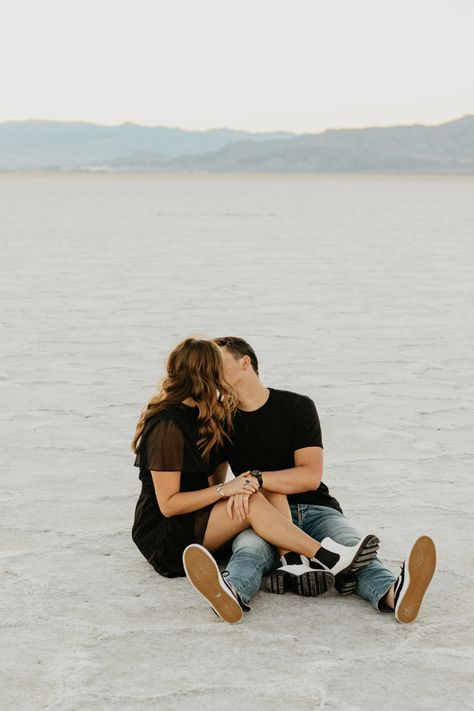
[235,379,270,412]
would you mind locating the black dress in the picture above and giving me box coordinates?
[132,404,223,577]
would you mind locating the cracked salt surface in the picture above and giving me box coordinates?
[1,173,473,710]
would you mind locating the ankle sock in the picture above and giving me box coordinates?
[281,552,303,566]
[313,547,339,568]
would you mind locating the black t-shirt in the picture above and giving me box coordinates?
[225,388,342,512]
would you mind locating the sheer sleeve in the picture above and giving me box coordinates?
[142,419,185,472]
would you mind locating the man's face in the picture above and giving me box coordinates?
[219,346,243,386]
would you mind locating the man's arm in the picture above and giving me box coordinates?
[258,446,323,495]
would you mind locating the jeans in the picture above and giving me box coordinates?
[225,504,397,612]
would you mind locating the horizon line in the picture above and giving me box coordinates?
[1,113,473,136]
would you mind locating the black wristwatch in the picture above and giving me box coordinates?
[250,470,263,488]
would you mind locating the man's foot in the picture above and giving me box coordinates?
[262,552,335,597]
[394,535,436,624]
[312,534,380,577]
[182,544,243,624]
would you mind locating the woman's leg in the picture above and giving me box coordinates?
[202,499,251,551]
[261,491,292,557]
[262,490,291,519]
[203,491,321,557]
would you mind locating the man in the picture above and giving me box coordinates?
[185,337,436,625]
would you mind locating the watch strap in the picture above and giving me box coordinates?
[250,470,263,488]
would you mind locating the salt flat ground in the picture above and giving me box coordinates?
[0,173,473,711]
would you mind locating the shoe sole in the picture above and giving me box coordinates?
[182,544,243,624]
[395,535,436,624]
[334,534,380,595]
[262,569,335,597]
[341,534,380,575]
[334,574,358,597]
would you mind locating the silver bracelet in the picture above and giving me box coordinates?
[216,484,225,497]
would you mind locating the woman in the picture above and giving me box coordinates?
[132,337,375,623]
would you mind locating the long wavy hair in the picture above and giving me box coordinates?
[132,338,236,462]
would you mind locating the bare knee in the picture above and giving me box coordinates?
[247,490,267,513]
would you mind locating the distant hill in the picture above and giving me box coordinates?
[0,121,294,170]
[1,116,473,172]
[120,115,474,173]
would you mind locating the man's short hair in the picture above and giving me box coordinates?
[214,336,259,376]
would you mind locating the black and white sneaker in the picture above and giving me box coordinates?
[312,534,380,577]
[262,552,335,597]
[182,544,243,624]
[394,536,436,624]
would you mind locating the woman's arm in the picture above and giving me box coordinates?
[151,469,258,518]
[208,461,228,487]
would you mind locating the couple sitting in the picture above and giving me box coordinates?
[132,337,436,625]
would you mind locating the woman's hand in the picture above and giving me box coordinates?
[224,472,259,520]
[221,472,259,499]
[226,492,257,521]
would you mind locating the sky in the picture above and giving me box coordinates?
[1,0,473,134]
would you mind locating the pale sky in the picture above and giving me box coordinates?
[1,0,473,133]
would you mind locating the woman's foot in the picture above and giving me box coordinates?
[312,534,380,576]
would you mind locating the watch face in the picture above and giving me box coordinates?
[250,470,262,486]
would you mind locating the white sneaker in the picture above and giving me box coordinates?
[394,536,436,624]
[182,544,243,624]
[313,534,380,576]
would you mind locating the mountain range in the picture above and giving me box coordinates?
[1,116,473,172]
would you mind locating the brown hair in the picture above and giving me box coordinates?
[131,338,236,462]
[214,336,259,375]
